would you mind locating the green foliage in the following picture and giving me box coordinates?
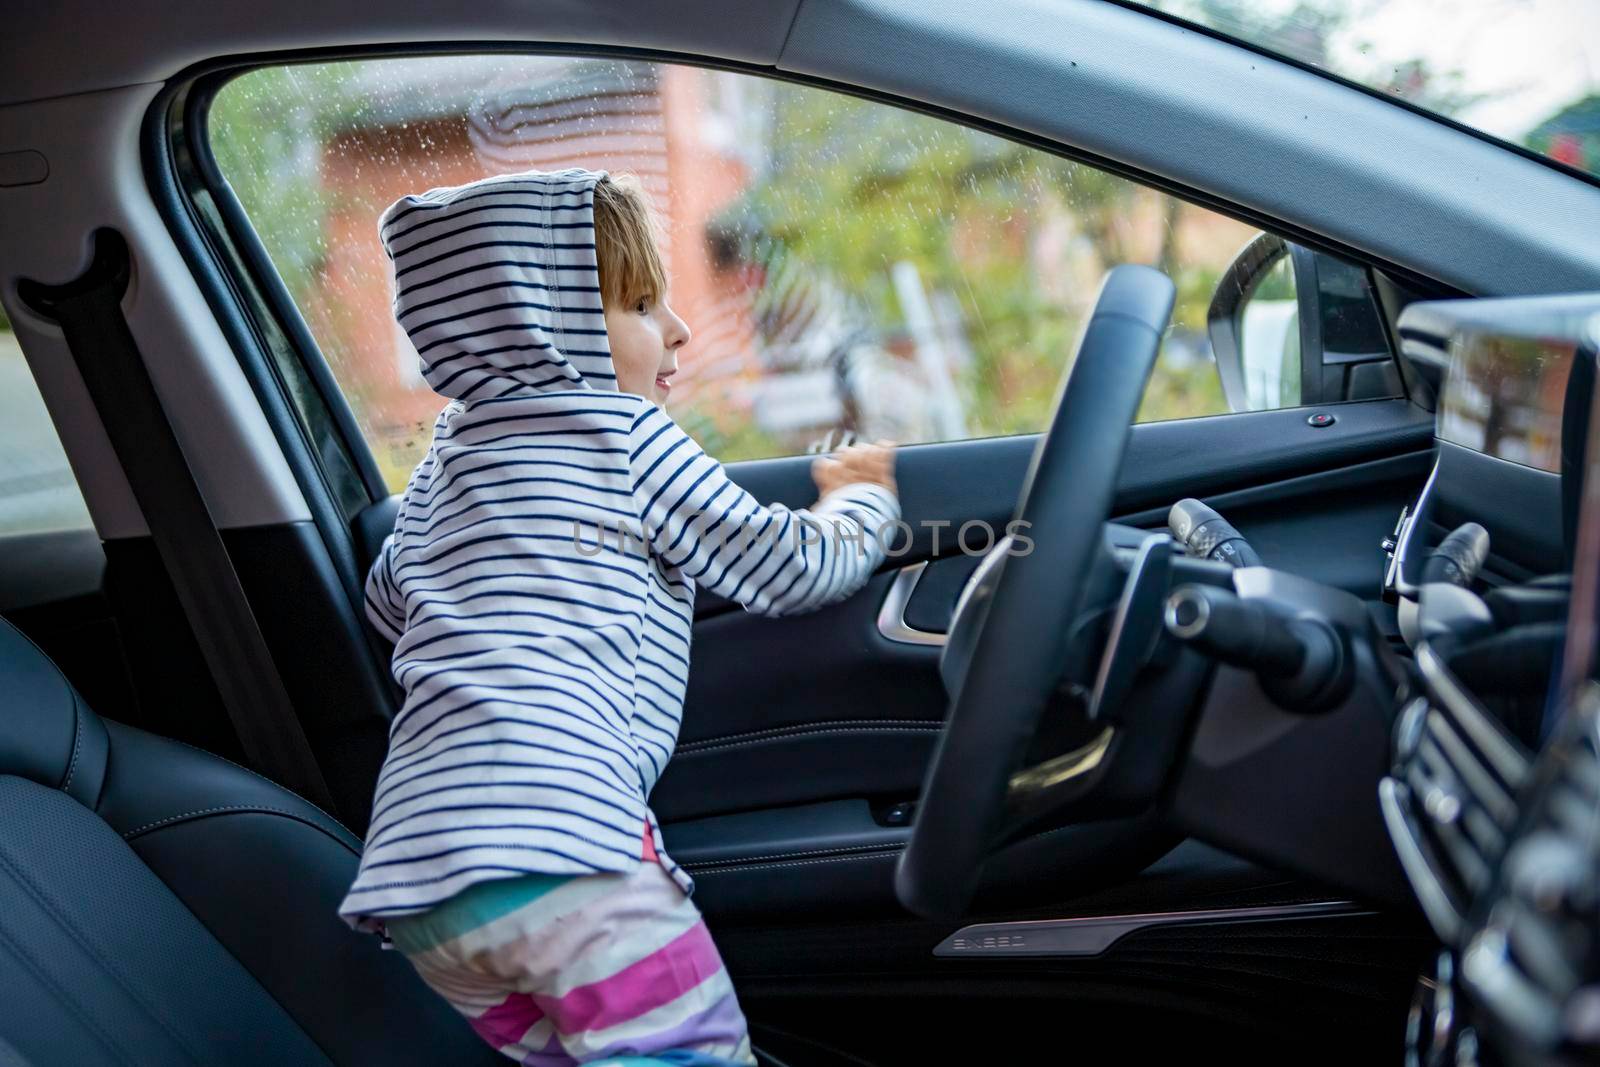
[209,63,373,304]
[1254,255,1296,302]
[730,83,1231,441]
[1137,355,1227,423]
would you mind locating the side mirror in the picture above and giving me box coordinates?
[1208,234,1401,413]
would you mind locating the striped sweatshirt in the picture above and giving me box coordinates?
[338,168,900,930]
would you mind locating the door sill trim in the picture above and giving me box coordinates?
[933,899,1366,958]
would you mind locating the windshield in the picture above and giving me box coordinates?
[1127,0,1600,182]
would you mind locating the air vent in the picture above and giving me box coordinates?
[1381,645,1531,943]
[1461,712,1600,1056]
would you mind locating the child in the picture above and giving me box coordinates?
[339,167,901,1066]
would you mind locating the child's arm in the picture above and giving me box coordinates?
[628,402,901,618]
[363,535,407,642]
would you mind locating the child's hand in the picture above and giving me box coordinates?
[812,439,897,499]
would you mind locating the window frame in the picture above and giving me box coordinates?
[167,73,390,514]
[154,42,1452,509]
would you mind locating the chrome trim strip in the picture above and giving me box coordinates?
[933,900,1365,958]
[1424,708,1517,827]
[1379,775,1464,944]
[1390,459,1439,600]
[1008,725,1114,795]
[876,561,948,647]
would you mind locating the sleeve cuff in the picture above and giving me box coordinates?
[816,481,900,522]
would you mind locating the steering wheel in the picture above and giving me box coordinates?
[894,265,1176,919]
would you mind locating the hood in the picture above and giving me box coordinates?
[379,167,616,401]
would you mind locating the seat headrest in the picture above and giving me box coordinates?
[0,616,107,807]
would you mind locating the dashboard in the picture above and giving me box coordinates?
[1378,293,1600,1065]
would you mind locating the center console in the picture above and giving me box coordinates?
[1378,293,1600,1065]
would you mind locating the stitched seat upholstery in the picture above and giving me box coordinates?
[0,615,501,1066]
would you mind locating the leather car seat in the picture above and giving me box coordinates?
[0,615,502,1065]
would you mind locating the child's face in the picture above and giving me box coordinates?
[606,294,691,404]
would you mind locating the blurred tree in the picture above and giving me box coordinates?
[722,83,1227,439]
[1527,95,1600,174]
[209,63,371,304]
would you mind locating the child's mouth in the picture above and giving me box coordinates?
[655,374,674,396]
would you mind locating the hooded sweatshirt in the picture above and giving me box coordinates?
[338,168,901,930]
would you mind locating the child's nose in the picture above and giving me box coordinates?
[665,307,691,350]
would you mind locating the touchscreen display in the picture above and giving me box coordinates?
[1437,332,1576,472]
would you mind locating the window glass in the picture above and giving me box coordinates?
[1129,1,1600,182]
[208,56,1389,490]
[0,309,95,535]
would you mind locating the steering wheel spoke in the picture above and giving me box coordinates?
[1006,724,1117,816]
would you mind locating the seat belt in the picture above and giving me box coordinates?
[20,228,337,812]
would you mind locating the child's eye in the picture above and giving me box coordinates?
[635,299,650,314]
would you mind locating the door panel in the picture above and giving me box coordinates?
[656,568,943,819]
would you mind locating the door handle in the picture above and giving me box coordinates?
[877,561,947,647]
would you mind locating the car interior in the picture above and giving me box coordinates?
[4,2,1600,1065]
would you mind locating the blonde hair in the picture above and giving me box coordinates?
[592,174,667,311]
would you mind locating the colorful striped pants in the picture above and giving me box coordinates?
[385,842,755,1066]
